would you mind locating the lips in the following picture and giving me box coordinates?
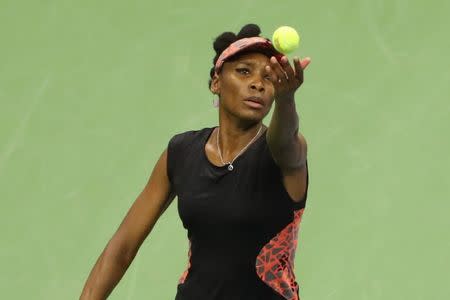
[244,96,263,105]
[244,96,264,109]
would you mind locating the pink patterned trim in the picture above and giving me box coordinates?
[255,209,305,300]
[214,37,282,73]
[178,240,192,284]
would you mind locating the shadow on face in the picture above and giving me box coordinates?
[212,52,275,123]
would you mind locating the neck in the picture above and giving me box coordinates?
[216,115,264,160]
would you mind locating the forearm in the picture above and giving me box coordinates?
[266,97,306,169]
[80,244,134,300]
[267,97,299,148]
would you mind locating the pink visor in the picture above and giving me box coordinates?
[214,36,283,74]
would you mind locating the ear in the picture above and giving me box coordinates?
[210,73,220,95]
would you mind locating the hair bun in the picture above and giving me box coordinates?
[237,24,261,39]
[208,24,263,89]
[213,32,237,53]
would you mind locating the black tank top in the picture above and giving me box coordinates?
[167,126,309,300]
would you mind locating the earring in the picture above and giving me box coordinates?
[212,99,219,108]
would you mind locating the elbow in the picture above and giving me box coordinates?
[269,136,307,171]
[273,154,307,172]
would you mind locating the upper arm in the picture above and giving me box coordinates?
[269,133,308,203]
[110,148,176,262]
[282,162,308,203]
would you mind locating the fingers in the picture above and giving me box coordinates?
[293,56,311,82]
[300,57,311,69]
[269,56,288,83]
[293,57,303,82]
[278,56,296,81]
[265,65,278,83]
[266,56,311,87]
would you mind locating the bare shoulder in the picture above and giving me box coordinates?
[138,148,176,216]
[112,148,176,261]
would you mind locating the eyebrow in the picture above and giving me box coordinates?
[235,60,256,67]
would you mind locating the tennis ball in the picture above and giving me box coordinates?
[272,26,300,54]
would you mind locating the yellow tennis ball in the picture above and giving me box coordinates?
[272,26,300,54]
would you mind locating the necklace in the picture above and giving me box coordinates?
[216,125,263,171]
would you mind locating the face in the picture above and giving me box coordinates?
[211,52,275,123]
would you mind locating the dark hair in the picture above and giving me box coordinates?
[208,24,263,89]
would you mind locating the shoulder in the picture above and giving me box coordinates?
[166,127,214,186]
[168,127,213,148]
[167,127,214,152]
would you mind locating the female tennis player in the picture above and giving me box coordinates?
[80,23,311,300]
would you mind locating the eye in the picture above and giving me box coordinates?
[236,68,250,75]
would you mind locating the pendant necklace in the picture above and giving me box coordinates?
[216,125,263,171]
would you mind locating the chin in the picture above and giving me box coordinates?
[223,103,270,123]
[236,109,268,123]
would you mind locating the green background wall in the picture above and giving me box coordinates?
[1,0,449,299]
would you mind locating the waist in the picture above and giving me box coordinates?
[176,269,287,300]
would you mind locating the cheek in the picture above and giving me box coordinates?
[221,77,243,96]
[266,84,275,99]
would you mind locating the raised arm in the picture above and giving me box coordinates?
[266,56,311,202]
[80,148,175,300]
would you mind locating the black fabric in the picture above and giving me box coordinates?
[167,127,308,300]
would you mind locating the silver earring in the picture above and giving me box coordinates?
[213,99,219,108]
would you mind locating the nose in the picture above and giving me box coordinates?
[250,78,265,92]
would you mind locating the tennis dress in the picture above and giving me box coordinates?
[167,126,309,300]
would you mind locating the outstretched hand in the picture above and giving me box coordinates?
[266,55,311,102]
